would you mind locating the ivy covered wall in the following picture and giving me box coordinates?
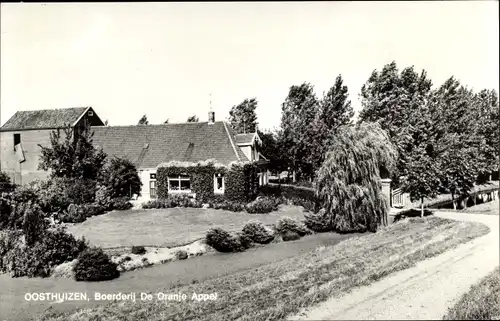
[156,160,259,202]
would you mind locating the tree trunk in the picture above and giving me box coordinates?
[420,197,424,217]
[451,192,456,210]
[292,170,297,183]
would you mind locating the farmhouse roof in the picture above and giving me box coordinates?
[92,121,249,168]
[234,132,261,146]
[0,107,95,131]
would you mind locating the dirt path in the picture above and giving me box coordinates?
[289,211,499,320]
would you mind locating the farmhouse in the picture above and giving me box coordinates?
[0,107,268,199]
[0,107,104,184]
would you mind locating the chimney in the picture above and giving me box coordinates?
[208,111,215,124]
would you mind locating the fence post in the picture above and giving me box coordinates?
[381,178,392,208]
[381,178,392,226]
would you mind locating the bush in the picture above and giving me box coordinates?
[245,197,281,214]
[56,204,87,223]
[276,216,311,237]
[0,230,23,273]
[131,246,146,255]
[175,250,188,260]
[0,171,14,193]
[37,179,72,214]
[111,197,133,211]
[142,195,203,209]
[208,199,245,212]
[99,157,142,199]
[74,247,120,282]
[282,230,301,241]
[242,221,275,244]
[205,228,250,252]
[22,201,48,246]
[236,232,253,250]
[95,184,114,210]
[259,184,320,213]
[304,209,334,232]
[57,203,107,223]
[3,226,88,278]
[61,178,97,205]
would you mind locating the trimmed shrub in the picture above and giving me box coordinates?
[245,197,281,214]
[142,195,203,209]
[74,247,120,282]
[205,228,250,252]
[175,250,188,260]
[3,226,88,278]
[276,216,311,237]
[131,246,146,255]
[111,197,133,211]
[208,199,245,212]
[242,221,275,244]
[282,230,301,241]
[236,232,253,250]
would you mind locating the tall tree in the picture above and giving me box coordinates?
[473,89,499,179]
[310,122,397,232]
[313,75,354,171]
[38,123,107,180]
[358,61,433,184]
[427,78,489,207]
[138,114,149,125]
[229,98,258,134]
[279,83,320,181]
[187,115,199,122]
[257,129,286,175]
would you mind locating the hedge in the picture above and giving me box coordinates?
[259,183,321,212]
[156,160,259,203]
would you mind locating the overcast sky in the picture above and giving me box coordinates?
[1,1,498,130]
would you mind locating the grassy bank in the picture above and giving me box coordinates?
[443,267,500,320]
[39,216,490,321]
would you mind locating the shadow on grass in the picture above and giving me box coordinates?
[393,209,434,223]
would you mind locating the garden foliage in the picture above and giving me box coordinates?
[74,247,120,282]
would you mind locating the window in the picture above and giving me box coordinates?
[214,173,225,194]
[168,175,191,192]
[88,110,94,116]
[150,173,156,179]
[13,133,21,147]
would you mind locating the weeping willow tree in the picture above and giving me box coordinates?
[308,122,397,233]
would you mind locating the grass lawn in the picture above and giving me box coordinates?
[462,199,499,215]
[39,216,490,321]
[65,205,306,248]
[443,267,500,320]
